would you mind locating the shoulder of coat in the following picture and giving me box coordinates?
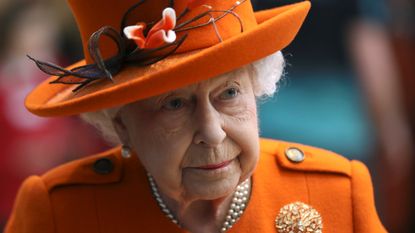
[259,138,352,177]
[40,146,124,192]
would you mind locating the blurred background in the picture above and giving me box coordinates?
[0,0,414,232]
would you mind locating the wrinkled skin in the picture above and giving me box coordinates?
[113,68,259,232]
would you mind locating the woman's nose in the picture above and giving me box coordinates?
[193,102,226,147]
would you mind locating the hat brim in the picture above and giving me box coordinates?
[25,1,311,117]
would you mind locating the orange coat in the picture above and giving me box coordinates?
[5,138,386,232]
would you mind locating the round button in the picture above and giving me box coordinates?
[285,147,305,163]
[93,158,114,174]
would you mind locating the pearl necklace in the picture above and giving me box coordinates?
[147,173,251,232]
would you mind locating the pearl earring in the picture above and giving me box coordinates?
[121,145,132,158]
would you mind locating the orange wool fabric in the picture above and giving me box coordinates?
[5,138,386,233]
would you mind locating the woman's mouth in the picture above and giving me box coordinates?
[195,160,233,170]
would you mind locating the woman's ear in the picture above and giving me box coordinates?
[112,114,131,146]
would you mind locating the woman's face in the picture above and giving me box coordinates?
[113,69,259,203]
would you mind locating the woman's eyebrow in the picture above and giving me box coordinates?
[154,93,172,106]
[224,80,241,88]
[154,88,192,104]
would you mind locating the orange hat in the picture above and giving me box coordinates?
[25,0,311,117]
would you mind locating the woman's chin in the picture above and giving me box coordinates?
[182,164,242,200]
[186,179,240,201]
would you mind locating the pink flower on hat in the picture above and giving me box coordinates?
[124,7,176,49]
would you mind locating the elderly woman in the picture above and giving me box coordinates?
[6,0,386,233]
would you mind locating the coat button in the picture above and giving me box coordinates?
[285,147,305,163]
[93,158,114,174]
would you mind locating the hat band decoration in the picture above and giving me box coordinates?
[27,0,246,92]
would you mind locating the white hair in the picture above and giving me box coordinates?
[80,50,285,145]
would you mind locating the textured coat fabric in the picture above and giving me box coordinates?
[5,138,386,232]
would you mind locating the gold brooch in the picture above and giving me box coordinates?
[275,202,323,233]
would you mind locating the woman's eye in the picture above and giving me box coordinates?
[219,87,239,100]
[163,98,185,110]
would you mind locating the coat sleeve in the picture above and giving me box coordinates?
[351,160,387,232]
[5,176,55,233]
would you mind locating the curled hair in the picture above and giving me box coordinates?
[80,50,285,145]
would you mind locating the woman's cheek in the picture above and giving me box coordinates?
[219,92,257,120]
[223,102,257,126]
[156,108,192,134]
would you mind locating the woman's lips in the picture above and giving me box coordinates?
[195,160,233,170]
